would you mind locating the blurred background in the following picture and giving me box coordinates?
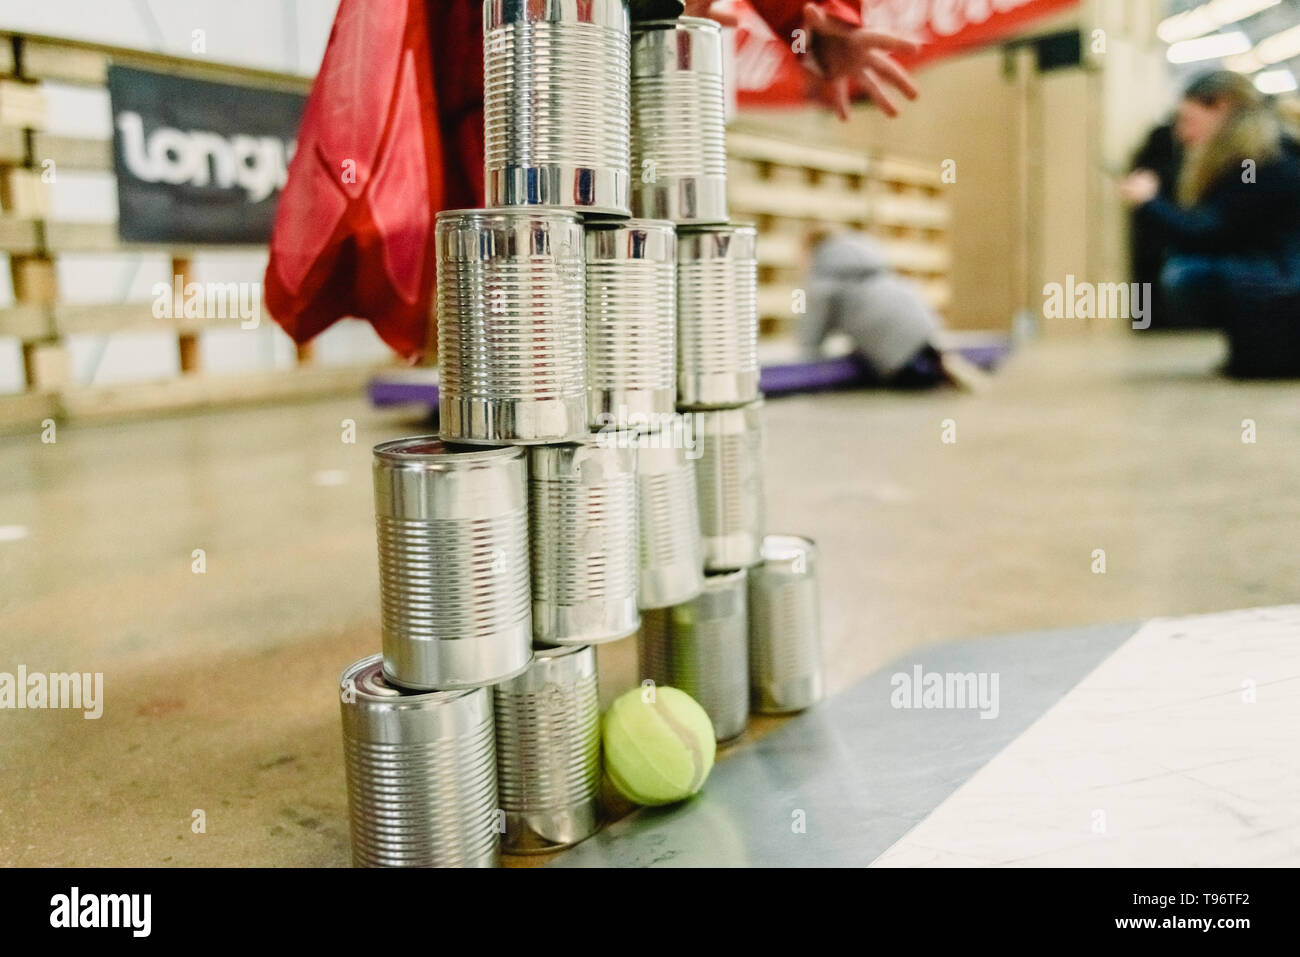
[0,0,1297,866]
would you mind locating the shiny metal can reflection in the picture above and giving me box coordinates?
[529,436,640,645]
[676,224,759,408]
[339,654,499,867]
[630,17,727,224]
[373,437,533,690]
[634,423,704,609]
[690,402,764,571]
[493,645,602,854]
[585,219,677,431]
[436,209,587,444]
[748,535,824,713]
[484,0,630,215]
[638,569,750,742]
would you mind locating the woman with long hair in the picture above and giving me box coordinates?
[1119,71,1300,352]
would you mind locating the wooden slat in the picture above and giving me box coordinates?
[44,220,261,253]
[0,126,23,163]
[867,156,944,188]
[0,214,38,252]
[730,179,871,223]
[20,41,108,85]
[727,130,868,175]
[0,40,13,77]
[60,363,390,423]
[31,133,111,170]
[52,302,253,336]
[0,391,58,435]
[868,194,951,229]
[0,303,52,339]
[0,79,45,129]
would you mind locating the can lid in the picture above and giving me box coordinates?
[761,534,818,566]
[436,207,580,225]
[585,217,676,232]
[703,568,748,589]
[373,436,522,466]
[636,16,721,31]
[340,654,471,705]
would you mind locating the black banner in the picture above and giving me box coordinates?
[107,65,306,245]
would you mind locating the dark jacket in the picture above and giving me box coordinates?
[1136,138,1300,267]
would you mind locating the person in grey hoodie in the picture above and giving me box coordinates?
[800,231,951,388]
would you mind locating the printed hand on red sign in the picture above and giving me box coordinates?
[684,1,920,119]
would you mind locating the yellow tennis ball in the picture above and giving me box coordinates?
[603,685,716,806]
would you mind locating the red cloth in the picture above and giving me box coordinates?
[264,1,853,360]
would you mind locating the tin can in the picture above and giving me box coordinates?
[676,224,760,408]
[630,17,727,224]
[436,209,587,444]
[493,645,602,854]
[373,437,532,690]
[529,436,640,646]
[691,402,764,571]
[484,0,630,215]
[585,219,677,431]
[340,654,499,867]
[634,423,704,609]
[638,569,749,742]
[748,535,824,713]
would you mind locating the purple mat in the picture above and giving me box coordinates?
[367,343,1011,408]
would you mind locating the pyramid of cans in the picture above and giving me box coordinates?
[339,3,825,868]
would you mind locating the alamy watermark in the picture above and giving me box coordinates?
[152,274,261,329]
[0,666,103,719]
[890,665,1000,719]
[1043,275,1152,330]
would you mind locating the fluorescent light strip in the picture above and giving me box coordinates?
[1255,68,1298,93]
[1158,0,1282,45]
[1167,30,1254,64]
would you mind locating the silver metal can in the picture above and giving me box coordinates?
[630,17,727,224]
[436,209,587,444]
[493,645,602,854]
[339,654,499,867]
[585,219,677,431]
[638,569,750,743]
[484,0,630,215]
[529,436,640,646]
[748,535,824,713]
[373,437,532,690]
[634,422,704,609]
[676,224,760,408]
[691,402,764,571]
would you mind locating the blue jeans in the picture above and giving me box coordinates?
[1161,254,1300,330]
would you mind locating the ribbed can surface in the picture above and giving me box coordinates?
[585,219,677,431]
[748,535,824,713]
[484,0,630,214]
[373,438,533,690]
[634,423,704,609]
[630,17,727,224]
[529,436,640,646]
[677,224,760,408]
[340,655,499,867]
[436,209,587,444]
[691,402,765,571]
[493,645,602,854]
[638,569,750,742]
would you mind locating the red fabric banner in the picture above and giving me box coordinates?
[734,0,1082,106]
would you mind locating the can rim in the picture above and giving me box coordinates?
[636,16,721,31]
[373,436,523,465]
[702,568,748,588]
[761,534,818,564]
[436,207,581,225]
[584,217,676,232]
[340,654,475,704]
[677,221,757,235]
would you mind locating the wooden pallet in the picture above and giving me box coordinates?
[727,129,953,336]
[0,31,389,435]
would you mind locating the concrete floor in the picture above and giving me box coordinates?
[1,331,1297,866]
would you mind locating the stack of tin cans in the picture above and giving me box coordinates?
[338,2,825,868]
